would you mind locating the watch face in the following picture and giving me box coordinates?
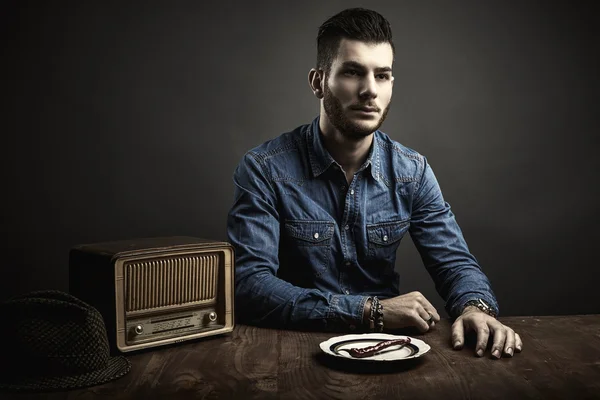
[478,299,490,309]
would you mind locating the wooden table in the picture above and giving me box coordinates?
[2,315,599,399]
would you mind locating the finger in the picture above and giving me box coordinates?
[417,305,431,322]
[503,328,516,357]
[451,319,465,349]
[475,323,490,357]
[429,308,441,323]
[412,310,430,333]
[489,323,506,359]
[515,333,523,352]
[416,295,441,322]
[417,306,436,329]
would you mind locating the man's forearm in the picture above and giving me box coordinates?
[235,268,368,331]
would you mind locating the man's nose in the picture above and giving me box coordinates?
[359,75,378,99]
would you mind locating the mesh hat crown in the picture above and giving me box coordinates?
[0,290,131,392]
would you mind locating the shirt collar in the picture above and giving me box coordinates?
[307,116,380,181]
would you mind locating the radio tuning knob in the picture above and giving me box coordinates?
[134,325,144,335]
[208,312,217,322]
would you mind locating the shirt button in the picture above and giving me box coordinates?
[350,189,354,195]
[345,261,351,266]
[314,232,319,239]
[344,225,349,230]
[383,234,388,242]
[344,290,350,295]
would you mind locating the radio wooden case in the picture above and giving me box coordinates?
[69,236,234,353]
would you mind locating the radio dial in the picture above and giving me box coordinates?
[134,325,144,335]
[208,312,217,322]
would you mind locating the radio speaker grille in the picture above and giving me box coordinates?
[125,253,219,312]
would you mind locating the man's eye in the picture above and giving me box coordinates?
[377,74,391,80]
[344,70,359,76]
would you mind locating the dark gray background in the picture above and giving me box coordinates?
[2,1,598,317]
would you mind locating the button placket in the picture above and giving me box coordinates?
[339,174,361,296]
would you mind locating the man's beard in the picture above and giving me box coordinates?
[323,82,391,141]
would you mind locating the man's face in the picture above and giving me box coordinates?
[322,39,394,140]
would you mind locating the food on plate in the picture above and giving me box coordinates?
[347,337,411,358]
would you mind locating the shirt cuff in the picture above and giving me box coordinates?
[324,295,370,331]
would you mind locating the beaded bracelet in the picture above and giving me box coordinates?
[368,297,384,333]
[374,298,384,333]
[368,297,376,332]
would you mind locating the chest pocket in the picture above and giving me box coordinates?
[366,220,410,263]
[284,220,334,277]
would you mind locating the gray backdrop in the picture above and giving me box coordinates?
[2,1,598,317]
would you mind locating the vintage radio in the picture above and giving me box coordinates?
[69,236,234,353]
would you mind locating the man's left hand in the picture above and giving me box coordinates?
[451,307,523,359]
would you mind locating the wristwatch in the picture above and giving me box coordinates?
[462,298,497,318]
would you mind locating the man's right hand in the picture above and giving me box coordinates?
[373,291,441,332]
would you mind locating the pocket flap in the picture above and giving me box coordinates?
[285,220,334,244]
[367,220,409,246]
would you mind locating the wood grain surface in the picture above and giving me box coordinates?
[2,315,599,399]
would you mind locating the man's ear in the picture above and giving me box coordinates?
[308,68,324,99]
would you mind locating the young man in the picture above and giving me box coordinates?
[227,8,522,359]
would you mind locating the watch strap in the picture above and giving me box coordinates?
[462,298,497,318]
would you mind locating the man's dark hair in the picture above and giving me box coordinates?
[316,8,395,72]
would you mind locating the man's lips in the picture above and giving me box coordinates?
[351,106,379,112]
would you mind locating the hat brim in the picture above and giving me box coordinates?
[0,355,131,392]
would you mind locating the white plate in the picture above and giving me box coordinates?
[319,333,430,361]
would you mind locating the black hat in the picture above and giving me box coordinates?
[0,290,131,391]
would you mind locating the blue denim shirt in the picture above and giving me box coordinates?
[227,117,498,331]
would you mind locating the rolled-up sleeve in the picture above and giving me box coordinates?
[409,158,499,318]
[227,152,367,331]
